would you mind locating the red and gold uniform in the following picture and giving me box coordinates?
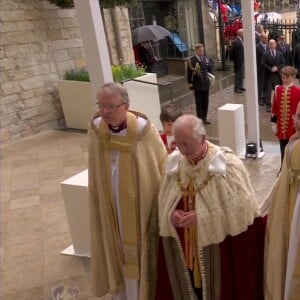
[272,85,300,140]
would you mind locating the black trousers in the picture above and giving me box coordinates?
[279,138,289,164]
[194,90,209,122]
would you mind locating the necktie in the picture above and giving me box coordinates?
[272,50,275,57]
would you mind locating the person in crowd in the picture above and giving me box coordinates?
[276,33,292,66]
[88,82,167,300]
[271,66,300,163]
[255,24,264,45]
[138,42,157,72]
[293,42,300,83]
[187,43,214,125]
[158,114,266,300]
[256,33,269,106]
[264,101,300,300]
[231,29,246,93]
[159,104,183,153]
[262,39,286,112]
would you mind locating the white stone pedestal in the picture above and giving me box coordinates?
[123,73,162,132]
[217,103,246,158]
[60,169,90,257]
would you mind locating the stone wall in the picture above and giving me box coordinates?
[0,0,134,145]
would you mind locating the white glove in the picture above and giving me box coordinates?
[271,122,277,134]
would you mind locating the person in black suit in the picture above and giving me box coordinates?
[231,29,245,93]
[187,43,214,124]
[255,24,264,45]
[256,33,268,106]
[294,42,300,83]
[262,39,286,112]
[276,33,292,66]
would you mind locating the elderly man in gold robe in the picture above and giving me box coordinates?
[88,83,167,300]
[264,102,300,300]
[158,114,265,300]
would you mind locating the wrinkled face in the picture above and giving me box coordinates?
[294,103,300,133]
[174,126,204,160]
[96,88,129,126]
[281,74,294,86]
[162,122,174,136]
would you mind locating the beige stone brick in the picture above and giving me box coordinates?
[67,47,85,59]
[0,22,17,33]
[32,20,47,30]
[0,10,24,22]
[1,113,18,126]
[19,107,40,120]
[20,90,35,100]
[0,2,19,10]
[42,10,58,20]
[0,47,4,59]
[1,94,19,104]
[15,57,37,68]
[47,29,63,40]
[53,49,69,62]
[19,3,34,10]
[57,9,77,18]
[4,45,18,57]
[46,18,63,29]
[38,103,55,114]
[63,17,79,28]
[0,58,15,71]
[24,96,43,108]
[61,27,81,39]
[66,38,82,48]
[6,101,25,113]
[20,76,45,90]
[15,21,34,31]
[1,81,21,96]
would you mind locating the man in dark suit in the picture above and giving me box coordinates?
[231,29,245,93]
[294,42,300,83]
[276,33,292,66]
[256,33,268,106]
[262,39,286,112]
[187,43,214,124]
[255,24,264,45]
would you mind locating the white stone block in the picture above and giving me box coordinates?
[217,103,246,157]
[61,169,90,257]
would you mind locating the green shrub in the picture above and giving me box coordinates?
[63,64,145,83]
[112,64,145,83]
[63,68,90,82]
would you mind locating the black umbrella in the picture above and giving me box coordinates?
[132,25,170,44]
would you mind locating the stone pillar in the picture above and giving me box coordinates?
[241,0,262,157]
[73,0,113,109]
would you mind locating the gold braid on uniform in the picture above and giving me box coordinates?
[189,60,201,82]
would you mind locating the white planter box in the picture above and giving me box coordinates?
[58,73,162,131]
[58,80,94,130]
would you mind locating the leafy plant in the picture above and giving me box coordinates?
[48,0,137,9]
[63,68,90,82]
[63,64,145,83]
[112,64,145,83]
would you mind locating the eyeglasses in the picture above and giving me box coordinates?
[96,102,126,112]
[292,114,300,121]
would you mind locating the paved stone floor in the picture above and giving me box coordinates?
[0,94,281,299]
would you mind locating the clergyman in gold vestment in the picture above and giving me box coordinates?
[264,102,300,300]
[88,83,167,300]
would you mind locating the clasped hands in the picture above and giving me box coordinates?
[171,209,197,228]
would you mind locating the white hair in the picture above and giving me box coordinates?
[173,114,206,140]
